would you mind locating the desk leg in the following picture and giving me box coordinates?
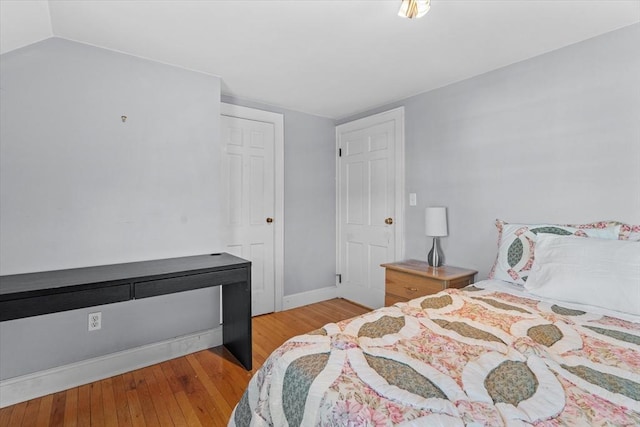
[221,280,252,370]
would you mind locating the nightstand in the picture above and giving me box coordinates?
[381,260,477,306]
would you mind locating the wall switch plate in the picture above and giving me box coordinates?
[409,193,417,206]
[88,312,102,331]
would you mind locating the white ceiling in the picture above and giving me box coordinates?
[2,1,639,119]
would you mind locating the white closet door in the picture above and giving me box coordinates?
[221,114,275,316]
[337,108,404,309]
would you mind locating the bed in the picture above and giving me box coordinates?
[230,221,640,426]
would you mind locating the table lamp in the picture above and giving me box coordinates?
[425,207,448,267]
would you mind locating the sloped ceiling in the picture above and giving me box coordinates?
[2,1,639,119]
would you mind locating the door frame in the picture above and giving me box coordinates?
[335,107,406,293]
[221,102,284,312]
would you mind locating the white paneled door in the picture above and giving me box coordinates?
[221,104,283,316]
[337,108,404,309]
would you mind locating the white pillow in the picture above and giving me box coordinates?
[524,234,640,316]
[489,220,620,286]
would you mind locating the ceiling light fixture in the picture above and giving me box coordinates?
[398,0,431,19]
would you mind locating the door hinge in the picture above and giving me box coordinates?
[338,148,342,157]
[336,273,342,284]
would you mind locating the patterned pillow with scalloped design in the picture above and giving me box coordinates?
[619,223,640,241]
[488,220,620,285]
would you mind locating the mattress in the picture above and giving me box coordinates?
[230,280,640,426]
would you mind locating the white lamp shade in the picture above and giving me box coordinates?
[425,207,448,237]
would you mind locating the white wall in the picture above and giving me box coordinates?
[0,0,52,54]
[0,38,222,275]
[0,38,223,379]
[340,23,640,278]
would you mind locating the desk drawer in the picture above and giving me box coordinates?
[0,284,131,321]
[134,268,247,299]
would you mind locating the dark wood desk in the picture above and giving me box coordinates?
[0,253,253,370]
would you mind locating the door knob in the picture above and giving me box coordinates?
[385,217,393,225]
[266,217,274,223]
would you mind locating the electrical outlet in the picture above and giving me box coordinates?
[88,312,102,331]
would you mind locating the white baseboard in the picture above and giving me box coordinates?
[0,327,222,408]
[282,285,339,310]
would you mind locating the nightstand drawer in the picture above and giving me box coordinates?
[386,270,444,300]
[385,293,408,307]
[448,276,475,288]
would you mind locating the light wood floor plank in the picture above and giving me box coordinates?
[161,359,215,426]
[122,373,146,427]
[130,369,161,427]
[34,394,53,427]
[110,375,133,426]
[62,387,78,427]
[48,391,66,426]
[186,353,233,415]
[7,401,27,426]
[149,364,188,426]
[134,367,171,427]
[173,391,203,427]
[20,399,40,427]
[0,298,368,426]
[168,356,224,425]
[76,384,92,426]
[100,378,119,427]
[89,382,105,427]
[192,349,252,410]
[0,405,13,427]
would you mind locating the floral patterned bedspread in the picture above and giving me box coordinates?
[229,281,640,426]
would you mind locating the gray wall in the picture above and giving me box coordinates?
[221,95,337,296]
[1,38,223,273]
[0,38,223,379]
[340,23,640,278]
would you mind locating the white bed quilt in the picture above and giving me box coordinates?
[230,280,640,426]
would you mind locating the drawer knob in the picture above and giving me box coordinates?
[385,217,394,225]
[405,287,418,292]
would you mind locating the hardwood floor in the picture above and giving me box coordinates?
[0,298,370,427]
